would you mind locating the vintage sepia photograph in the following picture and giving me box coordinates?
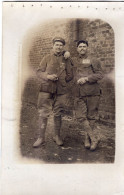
[3,2,124,195]
[20,18,115,163]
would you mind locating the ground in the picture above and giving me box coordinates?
[20,102,115,164]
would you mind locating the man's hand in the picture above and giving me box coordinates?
[77,77,88,85]
[64,51,70,59]
[47,74,58,81]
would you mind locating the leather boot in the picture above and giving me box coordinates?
[84,133,91,149]
[82,120,96,149]
[33,137,45,148]
[90,137,100,151]
[53,115,63,146]
[33,118,47,148]
[89,120,100,151]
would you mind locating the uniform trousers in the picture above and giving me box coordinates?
[74,95,100,139]
[37,92,67,137]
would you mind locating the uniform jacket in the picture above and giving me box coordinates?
[37,51,73,95]
[72,54,103,97]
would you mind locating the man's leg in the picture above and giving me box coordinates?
[53,115,63,146]
[52,94,67,146]
[33,92,52,147]
[74,97,96,150]
[86,96,100,151]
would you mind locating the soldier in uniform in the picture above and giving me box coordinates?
[33,37,73,147]
[72,40,103,151]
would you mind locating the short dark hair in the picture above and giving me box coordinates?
[77,40,88,47]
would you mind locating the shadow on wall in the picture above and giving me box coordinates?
[21,18,115,124]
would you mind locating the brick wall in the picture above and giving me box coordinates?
[29,20,72,70]
[22,19,115,124]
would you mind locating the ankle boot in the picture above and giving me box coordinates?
[90,137,100,151]
[33,137,45,148]
[89,120,100,151]
[82,119,95,149]
[53,116,63,146]
[84,133,91,149]
[33,117,47,148]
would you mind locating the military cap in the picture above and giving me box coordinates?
[53,37,65,45]
[77,40,88,47]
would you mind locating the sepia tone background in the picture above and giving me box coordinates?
[20,19,115,163]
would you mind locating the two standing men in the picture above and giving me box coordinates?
[33,37,103,151]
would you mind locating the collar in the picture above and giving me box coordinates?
[51,50,63,57]
[78,53,88,59]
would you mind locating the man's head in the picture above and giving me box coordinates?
[52,37,65,54]
[77,40,88,55]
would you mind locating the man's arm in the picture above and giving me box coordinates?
[37,55,58,81]
[88,59,103,83]
[65,59,73,82]
[37,56,48,80]
[75,59,103,85]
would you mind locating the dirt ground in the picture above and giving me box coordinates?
[20,102,115,164]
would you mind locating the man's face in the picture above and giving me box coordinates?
[53,41,64,54]
[77,43,88,55]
